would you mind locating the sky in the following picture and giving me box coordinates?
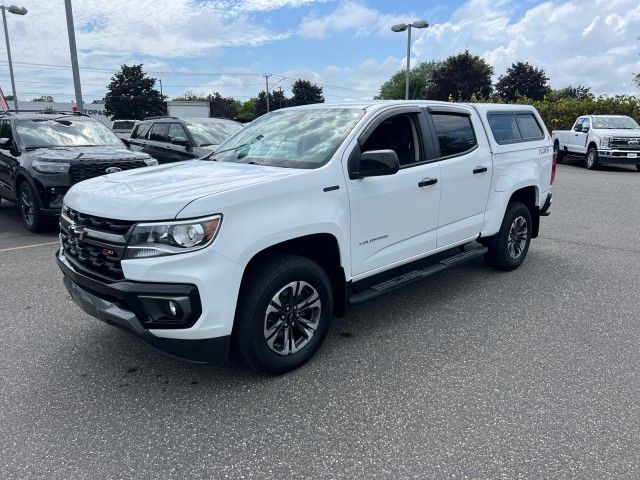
[0,0,639,104]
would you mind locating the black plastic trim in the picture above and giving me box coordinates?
[323,185,340,192]
[57,251,202,329]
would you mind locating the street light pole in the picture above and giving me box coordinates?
[391,20,428,100]
[64,0,83,112]
[1,4,28,112]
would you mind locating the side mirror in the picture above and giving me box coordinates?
[170,136,190,146]
[353,149,400,178]
[573,124,583,132]
[0,137,12,149]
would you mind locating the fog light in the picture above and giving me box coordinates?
[168,300,178,317]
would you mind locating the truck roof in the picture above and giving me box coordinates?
[286,100,538,114]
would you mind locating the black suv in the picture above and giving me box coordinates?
[127,116,243,164]
[0,112,157,232]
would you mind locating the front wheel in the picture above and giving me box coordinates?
[586,147,599,170]
[484,202,532,271]
[234,254,333,375]
[18,181,46,233]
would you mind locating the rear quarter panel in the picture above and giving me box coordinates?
[473,105,553,236]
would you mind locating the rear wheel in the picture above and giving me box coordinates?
[18,181,46,233]
[554,142,564,164]
[484,202,532,271]
[586,147,599,170]
[234,254,333,375]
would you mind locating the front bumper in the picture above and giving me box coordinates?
[57,251,230,364]
[598,149,640,165]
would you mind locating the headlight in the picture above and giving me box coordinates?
[600,136,611,149]
[125,215,222,259]
[144,158,158,166]
[32,159,70,173]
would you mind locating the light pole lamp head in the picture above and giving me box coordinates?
[411,20,429,29]
[391,23,408,32]
[8,5,27,15]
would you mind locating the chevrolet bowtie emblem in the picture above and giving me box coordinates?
[73,225,85,241]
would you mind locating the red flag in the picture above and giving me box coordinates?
[0,86,9,112]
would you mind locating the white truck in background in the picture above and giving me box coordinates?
[552,115,640,171]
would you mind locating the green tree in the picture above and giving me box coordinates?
[32,95,54,102]
[376,61,442,100]
[495,62,550,101]
[423,50,493,101]
[208,92,238,119]
[105,64,167,120]
[546,85,592,102]
[237,99,257,122]
[173,90,207,101]
[290,79,324,106]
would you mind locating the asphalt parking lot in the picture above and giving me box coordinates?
[1,161,639,479]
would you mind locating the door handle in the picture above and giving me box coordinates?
[473,166,488,174]
[418,177,438,187]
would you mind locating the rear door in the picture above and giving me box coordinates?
[569,117,587,153]
[426,107,492,248]
[146,123,170,163]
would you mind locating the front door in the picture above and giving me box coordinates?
[0,120,17,199]
[347,110,441,277]
[569,117,588,154]
[427,109,493,247]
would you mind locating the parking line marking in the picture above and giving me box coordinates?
[0,241,59,253]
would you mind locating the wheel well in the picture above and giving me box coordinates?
[587,141,598,151]
[241,233,346,318]
[509,186,539,238]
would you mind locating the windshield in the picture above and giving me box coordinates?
[16,118,123,149]
[185,120,243,146]
[213,108,365,168]
[592,116,640,129]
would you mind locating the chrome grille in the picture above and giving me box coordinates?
[60,206,133,281]
[610,137,640,150]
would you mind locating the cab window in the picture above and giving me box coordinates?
[149,123,168,142]
[167,123,188,142]
[361,113,423,167]
[431,113,477,156]
[0,120,12,140]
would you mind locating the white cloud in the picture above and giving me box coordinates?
[299,1,425,39]
[411,0,640,94]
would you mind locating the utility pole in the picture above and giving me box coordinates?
[264,74,272,113]
[64,0,83,112]
[158,78,163,96]
[1,4,27,112]
[278,86,283,109]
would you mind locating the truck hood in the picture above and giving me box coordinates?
[64,160,303,220]
[34,146,150,162]
[591,129,640,137]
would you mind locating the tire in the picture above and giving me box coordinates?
[554,142,564,164]
[586,146,599,170]
[636,164,640,172]
[484,202,532,271]
[234,254,333,375]
[18,181,46,233]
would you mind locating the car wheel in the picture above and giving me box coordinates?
[586,147,599,170]
[18,181,46,233]
[554,142,564,164]
[234,254,333,375]
[484,202,532,271]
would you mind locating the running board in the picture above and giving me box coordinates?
[347,246,488,306]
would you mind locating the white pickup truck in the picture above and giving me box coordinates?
[57,101,554,374]
[552,115,640,171]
